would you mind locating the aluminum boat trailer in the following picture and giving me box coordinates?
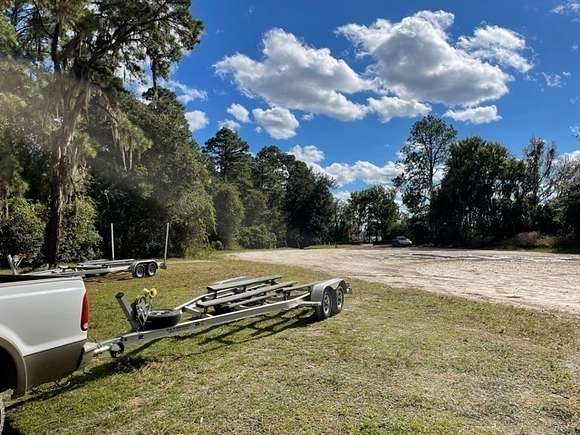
[77,258,165,278]
[7,223,170,279]
[81,275,351,363]
[7,255,166,279]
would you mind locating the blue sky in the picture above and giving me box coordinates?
[161,0,580,195]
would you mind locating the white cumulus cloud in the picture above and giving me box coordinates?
[562,150,580,160]
[216,13,532,127]
[166,80,207,104]
[215,28,372,121]
[457,25,533,73]
[289,145,402,187]
[367,96,431,123]
[337,11,525,107]
[444,105,502,124]
[227,103,251,123]
[333,191,352,201]
[253,107,299,139]
[185,110,209,132]
[289,145,325,165]
[218,119,241,131]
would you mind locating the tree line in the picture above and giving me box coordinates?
[395,116,580,248]
[334,116,579,249]
[1,2,579,268]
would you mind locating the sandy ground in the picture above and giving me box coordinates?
[234,247,580,316]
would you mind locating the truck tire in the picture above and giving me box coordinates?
[146,262,158,277]
[314,287,332,321]
[133,263,145,278]
[143,310,181,330]
[331,283,345,315]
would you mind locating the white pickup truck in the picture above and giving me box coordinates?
[0,275,90,431]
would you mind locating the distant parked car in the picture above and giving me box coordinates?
[392,236,413,247]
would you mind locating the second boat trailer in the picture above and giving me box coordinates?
[7,255,166,279]
[7,223,170,279]
[81,274,351,363]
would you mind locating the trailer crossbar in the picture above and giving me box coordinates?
[206,275,281,292]
[197,281,296,307]
[227,293,273,308]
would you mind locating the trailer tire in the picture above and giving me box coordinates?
[331,283,345,315]
[133,264,145,278]
[144,310,181,330]
[146,262,158,277]
[314,287,332,321]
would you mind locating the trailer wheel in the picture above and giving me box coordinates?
[133,263,145,278]
[314,287,332,320]
[331,284,345,315]
[144,310,181,330]
[146,262,158,277]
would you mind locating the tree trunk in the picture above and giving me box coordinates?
[45,131,73,266]
[45,173,63,266]
[44,80,88,266]
[428,162,435,238]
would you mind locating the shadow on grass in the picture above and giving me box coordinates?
[7,310,316,412]
[2,417,24,435]
[6,348,157,413]
[183,309,317,347]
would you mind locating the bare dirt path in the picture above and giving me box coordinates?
[234,247,580,315]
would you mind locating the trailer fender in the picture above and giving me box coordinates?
[309,279,351,304]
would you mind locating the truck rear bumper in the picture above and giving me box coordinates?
[23,339,86,393]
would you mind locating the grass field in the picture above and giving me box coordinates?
[4,258,579,434]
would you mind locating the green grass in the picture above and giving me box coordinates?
[4,259,579,434]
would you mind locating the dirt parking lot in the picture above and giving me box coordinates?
[235,247,580,316]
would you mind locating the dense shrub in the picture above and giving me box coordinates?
[58,198,102,262]
[515,231,540,248]
[211,240,224,251]
[237,225,277,249]
[501,232,557,249]
[0,197,45,265]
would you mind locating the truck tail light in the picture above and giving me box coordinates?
[81,292,90,331]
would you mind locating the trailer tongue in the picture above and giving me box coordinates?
[81,275,351,363]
